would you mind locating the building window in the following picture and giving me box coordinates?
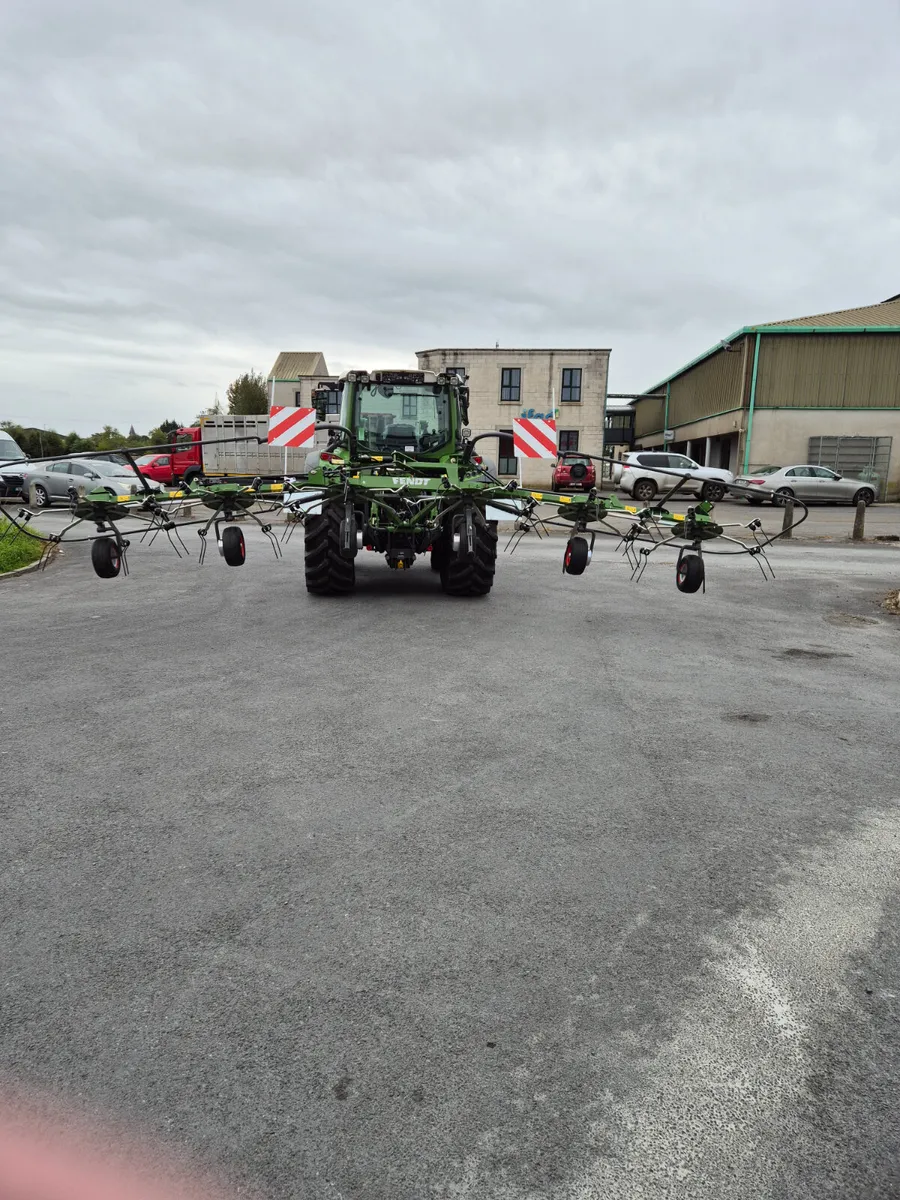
[561,368,582,403]
[498,430,517,474]
[559,430,579,453]
[446,365,467,379]
[401,395,418,419]
[500,368,521,403]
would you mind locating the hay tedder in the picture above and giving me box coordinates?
[0,369,806,594]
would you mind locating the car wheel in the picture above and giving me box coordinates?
[853,488,875,507]
[676,553,705,594]
[772,487,794,506]
[31,483,51,508]
[701,481,726,502]
[633,478,657,502]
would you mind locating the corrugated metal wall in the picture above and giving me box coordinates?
[756,334,900,408]
[668,344,745,426]
[633,395,665,438]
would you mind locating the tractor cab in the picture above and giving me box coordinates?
[314,369,469,462]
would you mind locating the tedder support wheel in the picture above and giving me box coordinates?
[305,502,355,595]
[563,536,590,575]
[91,537,122,579]
[676,553,705,594]
[441,518,497,597]
[221,526,245,566]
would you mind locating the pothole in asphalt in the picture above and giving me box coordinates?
[722,712,771,724]
[778,647,852,660]
[824,612,880,628]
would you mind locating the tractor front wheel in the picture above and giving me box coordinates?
[305,503,356,595]
[440,519,497,597]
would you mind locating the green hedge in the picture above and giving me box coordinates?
[0,517,44,574]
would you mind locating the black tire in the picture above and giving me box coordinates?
[632,478,657,502]
[701,481,726,502]
[772,487,794,507]
[431,536,449,572]
[563,536,590,575]
[304,503,355,594]
[853,488,875,507]
[441,518,497,597]
[182,468,202,486]
[221,525,245,566]
[91,537,121,579]
[676,554,704,594]
[31,483,51,509]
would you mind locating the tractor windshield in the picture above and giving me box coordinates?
[355,384,452,454]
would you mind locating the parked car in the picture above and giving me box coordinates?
[732,465,878,506]
[134,452,177,486]
[552,454,596,491]
[21,458,151,508]
[613,452,734,502]
[0,430,28,499]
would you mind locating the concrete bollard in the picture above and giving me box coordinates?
[781,498,794,538]
[852,498,867,541]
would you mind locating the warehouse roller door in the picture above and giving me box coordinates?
[808,435,891,501]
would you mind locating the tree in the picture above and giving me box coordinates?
[193,396,223,426]
[226,370,269,415]
[147,419,180,448]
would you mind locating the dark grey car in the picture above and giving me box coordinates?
[22,459,143,508]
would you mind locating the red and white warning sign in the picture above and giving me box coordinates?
[512,417,557,459]
[267,406,316,447]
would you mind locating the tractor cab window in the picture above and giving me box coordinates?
[356,384,452,453]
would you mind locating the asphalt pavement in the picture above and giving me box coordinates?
[2,530,900,1199]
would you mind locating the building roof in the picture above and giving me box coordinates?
[640,295,900,396]
[267,351,328,380]
[753,295,900,329]
[417,347,610,355]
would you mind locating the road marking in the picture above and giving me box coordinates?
[443,808,900,1199]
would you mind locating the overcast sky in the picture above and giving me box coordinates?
[1,0,898,435]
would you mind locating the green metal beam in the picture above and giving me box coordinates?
[663,383,671,447]
[742,333,761,475]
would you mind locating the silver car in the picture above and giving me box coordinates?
[732,465,878,506]
[21,458,145,508]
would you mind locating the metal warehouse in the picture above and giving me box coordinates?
[632,295,900,500]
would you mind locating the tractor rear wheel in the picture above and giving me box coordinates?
[304,503,355,595]
[440,518,497,597]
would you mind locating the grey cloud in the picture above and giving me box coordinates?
[1,0,898,432]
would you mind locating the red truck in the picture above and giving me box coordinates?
[133,417,322,486]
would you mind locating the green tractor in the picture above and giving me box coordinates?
[303,369,505,596]
[0,369,805,593]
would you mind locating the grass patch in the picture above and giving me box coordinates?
[0,515,45,574]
